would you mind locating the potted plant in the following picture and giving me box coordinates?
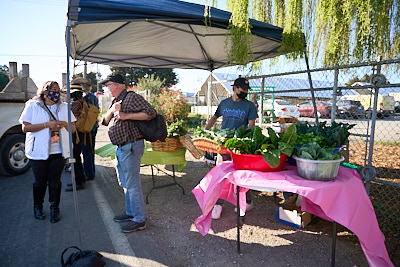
[192,127,235,154]
[223,124,297,171]
[151,120,188,152]
[292,122,355,180]
[167,120,188,139]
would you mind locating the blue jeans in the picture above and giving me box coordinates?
[115,139,145,223]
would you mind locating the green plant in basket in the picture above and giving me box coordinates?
[167,120,188,139]
[224,124,297,168]
[193,127,235,144]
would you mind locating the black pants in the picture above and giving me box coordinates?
[72,133,86,185]
[30,153,65,207]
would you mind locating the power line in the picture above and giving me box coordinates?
[10,0,65,6]
[0,54,65,58]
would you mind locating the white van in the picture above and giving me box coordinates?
[342,94,395,118]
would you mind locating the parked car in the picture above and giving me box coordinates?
[263,99,300,118]
[395,101,400,113]
[336,99,365,119]
[297,101,332,118]
[343,94,395,119]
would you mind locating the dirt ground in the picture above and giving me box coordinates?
[95,125,399,266]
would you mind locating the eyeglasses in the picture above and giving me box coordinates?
[104,82,114,88]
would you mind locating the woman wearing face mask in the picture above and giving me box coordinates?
[19,81,76,223]
[204,77,258,220]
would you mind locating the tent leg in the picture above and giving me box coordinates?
[66,22,83,249]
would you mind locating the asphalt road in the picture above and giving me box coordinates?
[0,144,168,267]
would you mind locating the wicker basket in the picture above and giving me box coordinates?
[179,134,205,159]
[151,138,182,151]
[192,137,229,154]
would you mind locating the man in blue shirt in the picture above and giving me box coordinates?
[204,77,258,219]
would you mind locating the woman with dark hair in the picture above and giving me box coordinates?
[19,81,76,223]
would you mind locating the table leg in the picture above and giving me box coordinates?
[237,185,240,254]
[145,165,185,204]
[331,221,337,267]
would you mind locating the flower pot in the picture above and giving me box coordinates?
[230,151,287,172]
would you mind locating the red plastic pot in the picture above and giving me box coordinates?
[230,151,287,172]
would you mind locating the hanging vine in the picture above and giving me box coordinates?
[278,0,304,59]
[205,0,399,68]
[225,0,254,66]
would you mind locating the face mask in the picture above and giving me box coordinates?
[47,91,61,103]
[237,91,248,99]
[104,88,112,97]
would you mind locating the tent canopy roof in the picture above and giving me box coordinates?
[67,0,283,70]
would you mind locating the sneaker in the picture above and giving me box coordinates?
[234,202,254,216]
[211,204,222,220]
[114,213,133,222]
[121,221,146,233]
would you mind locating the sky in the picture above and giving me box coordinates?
[0,0,231,93]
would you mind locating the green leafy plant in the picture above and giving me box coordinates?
[296,121,354,148]
[193,127,235,144]
[294,121,354,160]
[167,120,188,139]
[224,124,297,168]
[295,142,342,160]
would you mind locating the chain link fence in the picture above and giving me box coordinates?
[245,59,400,238]
[208,59,400,237]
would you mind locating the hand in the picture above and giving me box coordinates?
[115,111,129,121]
[111,100,122,113]
[47,120,64,131]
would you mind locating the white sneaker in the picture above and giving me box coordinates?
[234,202,254,216]
[211,204,222,220]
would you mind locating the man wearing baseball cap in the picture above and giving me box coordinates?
[99,73,125,85]
[204,77,258,219]
[100,73,156,233]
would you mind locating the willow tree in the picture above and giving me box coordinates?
[218,0,400,67]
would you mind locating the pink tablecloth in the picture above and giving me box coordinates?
[192,161,394,267]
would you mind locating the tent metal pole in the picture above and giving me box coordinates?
[66,21,83,249]
[303,35,318,125]
[207,72,212,119]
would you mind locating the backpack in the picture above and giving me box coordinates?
[76,100,100,133]
[120,92,167,142]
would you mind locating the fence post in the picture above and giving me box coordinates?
[331,68,339,122]
[303,36,318,125]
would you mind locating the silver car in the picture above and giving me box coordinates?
[263,99,300,118]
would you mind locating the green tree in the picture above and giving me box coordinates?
[109,67,178,87]
[72,72,100,92]
[136,74,165,96]
[0,71,9,90]
[0,65,9,73]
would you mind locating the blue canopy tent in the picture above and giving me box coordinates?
[66,0,283,70]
